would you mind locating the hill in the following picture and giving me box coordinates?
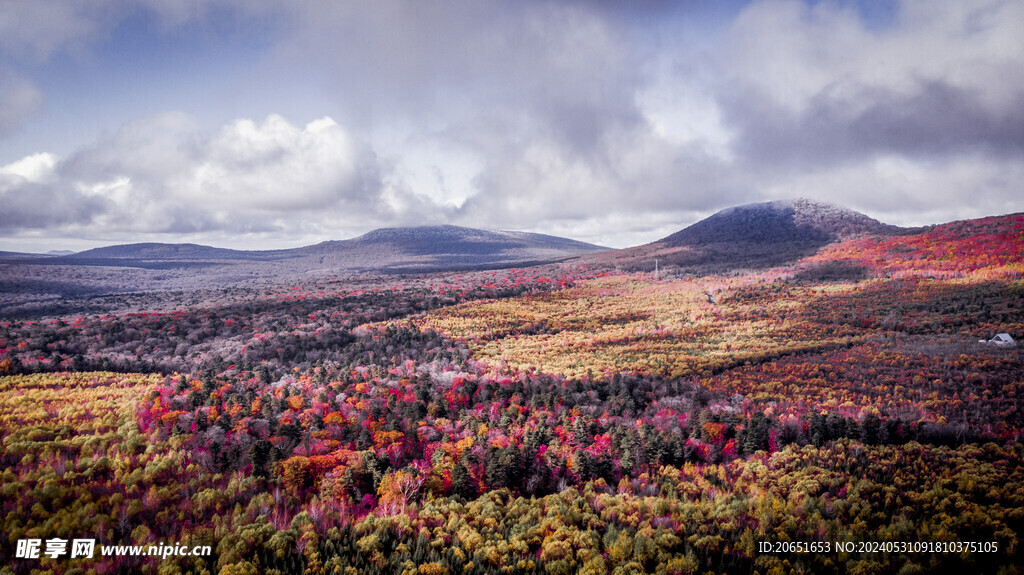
[0,226,606,308]
[599,198,906,274]
[662,198,898,247]
[800,211,1024,279]
[297,225,608,271]
[65,242,274,262]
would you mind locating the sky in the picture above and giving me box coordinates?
[0,0,1022,252]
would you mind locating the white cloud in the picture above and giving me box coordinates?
[191,115,364,212]
[0,152,57,181]
[637,69,735,162]
[760,152,1024,227]
[515,210,727,251]
[0,113,451,246]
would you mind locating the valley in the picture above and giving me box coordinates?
[1,202,1022,574]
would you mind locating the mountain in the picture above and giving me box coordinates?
[45,226,607,272]
[0,226,607,302]
[0,251,40,259]
[355,225,604,254]
[599,199,906,274]
[295,225,607,271]
[662,199,899,247]
[0,250,71,259]
[65,243,265,261]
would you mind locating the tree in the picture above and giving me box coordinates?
[248,439,273,478]
[744,412,769,454]
[451,459,477,500]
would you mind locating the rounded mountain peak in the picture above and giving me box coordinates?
[662,198,893,247]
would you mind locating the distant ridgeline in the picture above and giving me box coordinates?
[0,226,608,273]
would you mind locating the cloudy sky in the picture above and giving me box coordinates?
[1,0,1022,252]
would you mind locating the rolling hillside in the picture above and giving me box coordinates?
[597,198,908,274]
[0,226,608,306]
[46,225,608,272]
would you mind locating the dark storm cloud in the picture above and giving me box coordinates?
[684,0,1024,227]
[723,79,1024,167]
[281,0,648,142]
[0,180,110,230]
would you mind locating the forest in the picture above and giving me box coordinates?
[1,214,1023,574]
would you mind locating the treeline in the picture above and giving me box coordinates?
[139,325,1005,512]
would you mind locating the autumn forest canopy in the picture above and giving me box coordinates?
[1,208,1023,575]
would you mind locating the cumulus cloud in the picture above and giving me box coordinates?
[270,0,758,241]
[0,152,110,229]
[0,152,56,181]
[0,113,448,244]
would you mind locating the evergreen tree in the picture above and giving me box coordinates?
[744,412,769,454]
[452,459,478,500]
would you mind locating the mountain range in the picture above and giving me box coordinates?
[0,197,996,293]
[1,225,609,274]
[2,199,908,271]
